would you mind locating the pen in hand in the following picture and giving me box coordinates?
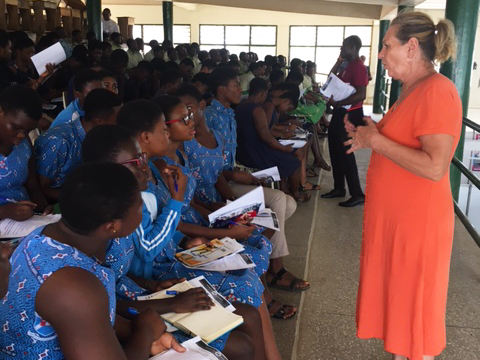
[173,173,179,193]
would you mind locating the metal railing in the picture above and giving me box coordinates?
[451,117,480,247]
[379,76,391,115]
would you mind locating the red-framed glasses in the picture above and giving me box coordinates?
[165,112,194,126]
[119,152,147,168]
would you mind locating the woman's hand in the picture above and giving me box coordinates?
[170,288,214,313]
[344,116,379,154]
[1,201,36,221]
[227,223,255,240]
[183,237,210,249]
[153,278,187,292]
[163,165,187,202]
[150,332,185,356]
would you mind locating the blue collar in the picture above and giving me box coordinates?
[211,99,234,116]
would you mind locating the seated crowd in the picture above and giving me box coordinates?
[0,26,336,360]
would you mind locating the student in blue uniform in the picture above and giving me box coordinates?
[50,69,103,127]
[0,85,51,220]
[0,243,11,298]
[35,88,122,203]
[0,162,185,360]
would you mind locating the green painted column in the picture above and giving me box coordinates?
[388,5,414,109]
[440,0,480,201]
[86,0,102,41]
[373,20,390,114]
[163,1,173,43]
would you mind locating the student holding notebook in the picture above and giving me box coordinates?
[0,163,185,359]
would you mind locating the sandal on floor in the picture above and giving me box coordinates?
[267,267,311,293]
[301,181,321,191]
[293,192,311,203]
[267,299,297,320]
[306,165,318,177]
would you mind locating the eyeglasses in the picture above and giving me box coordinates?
[119,152,147,168]
[165,112,194,126]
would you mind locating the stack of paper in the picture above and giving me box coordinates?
[251,209,280,231]
[0,215,61,239]
[320,73,356,109]
[279,139,307,149]
[175,238,244,267]
[31,42,66,75]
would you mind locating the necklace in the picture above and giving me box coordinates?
[390,71,436,113]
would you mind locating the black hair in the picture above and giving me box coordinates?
[154,95,183,121]
[135,38,144,44]
[71,45,89,65]
[167,48,177,56]
[83,88,122,122]
[82,125,134,163]
[72,29,82,38]
[153,45,164,54]
[219,48,229,56]
[285,70,304,85]
[137,60,154,74]
[227,60,240,68]
[191,72,210,85]
[176,83,203,103]
[13,36,34,52]
[278,90,299,109]
[88,39,103,51]
[249,77,268,96]
[162,39,173,48]
[73,69,102,92]
[59,162,139,236]
[248,62,261,73]
[102,41,112,50]
[151,58,166,72]
[86,31,97,41]
[269,69,285,84]
[111,49,129,65]
[209,66,238,96]
[276,82,300,101]
[344,35,362,50]
[97,70,116,79]
[290,58,303,70]
[0,30,10,48]
[0,85,42,121]
[201,59,217,70]
[198,50,209,62]
[117,99,164,135]
[159,68,183,86]
[180,58,194,68]
[126,38,136,48]
[111,32,122,42]
[149,40,159,48]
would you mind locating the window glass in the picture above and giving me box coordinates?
[226,45,250,56]
[345,26,372,46]
[290,47,315,63]
[359,49,370,66]
[250,46,276,60]
[173,25,191,45]
[290,27,316,46]
[251,26,276,45]
[143,25,163,44]
[315,47,341,74]
[133,25,142,40]
[200,25,225,45]
[225,26,250,45]
[317,27,343,46]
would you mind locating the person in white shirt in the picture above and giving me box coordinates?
[102,8,119,36]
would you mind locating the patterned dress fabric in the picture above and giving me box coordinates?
[0,139,31,204]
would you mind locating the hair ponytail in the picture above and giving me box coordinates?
[434,19,456,63]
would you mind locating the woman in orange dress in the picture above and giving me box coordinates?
[345,12,462,360]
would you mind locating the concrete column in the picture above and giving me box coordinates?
[86,0,102,40]
[372,19,390,114]
[163,1,173,43]
[440,0,480,200]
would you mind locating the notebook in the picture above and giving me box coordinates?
[138,277,243,343]
[175,237,244,267]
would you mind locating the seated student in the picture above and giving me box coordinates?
[124,61,155,101]
[193,50,210,74]
[111,31,123,51]
[0,85,51,219]
[98,70,119,94]
[238,52,249,75]
[191,73,213,105]
[117,100,281,360]
[82,125,267,360]
[88,39,104,67]
[167,48,178,64]
[51,69,103,127]
[178,58,194,81]
[155,69,183,97]
[107,49,129,100]
[35,88,122,203]
[209,49,221,65]
[235,78,309,201]
[152,45,165,61]
[144,40,158,61]
[187,44,200,69]
[269,69,285,89]
[0,162,185,359]
[126,38,143,69]
[0,243,11,298]
[305,61,319,91]
[240,62,262,93]
[71,29,84,48]
[0,30,15,93]
[199,58,217,74]
[219,49,230,65]
[102,41,113,61]
[227,60,241,75]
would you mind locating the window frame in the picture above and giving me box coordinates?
[199,24,278,55]
[133,24,191,46]
[289,25,373,79]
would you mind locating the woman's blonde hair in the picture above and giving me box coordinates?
[391,11,456,64]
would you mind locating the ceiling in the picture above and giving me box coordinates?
[101,0,436,20]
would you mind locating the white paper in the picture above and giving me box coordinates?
[150,336,228,360]
[186,253,256,272]
[252,167,281,182]
[251,209,280,231]
[208,186,265,225]
[320,73,356,109]
[279,139,307,149]
[0,215,61,239]
[188,276,236,312]
[31,42,66,75]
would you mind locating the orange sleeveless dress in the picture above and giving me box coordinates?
[356,74,463,360]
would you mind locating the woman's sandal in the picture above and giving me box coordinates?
[267,299,297,320]
[300,181,322,191]
[306,165,318,177]
[294,192,311,203]
[267,267,311,293]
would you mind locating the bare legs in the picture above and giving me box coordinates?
[392,354,435,360]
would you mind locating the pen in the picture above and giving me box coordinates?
[166,290,179,296]
[0,196,18,204]
[173,174,178,193]
[127,307,140,316]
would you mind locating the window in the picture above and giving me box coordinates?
[199,25,277,58]
[289,25,372,84]
[133,24,191,51]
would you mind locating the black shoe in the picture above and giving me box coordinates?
[338,196,365,207]
[321,189,346,199]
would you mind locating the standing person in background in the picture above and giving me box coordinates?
[144,40,158,62]
[239,52,249,75]
[102,8,119,36]
[111,32,123,51]
[127,39,143,69]
[349,11,460,360]
[321,35,367,207]
[360,55,373,82]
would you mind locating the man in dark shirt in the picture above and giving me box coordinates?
[0,30,16,92]
[321,35,368,207]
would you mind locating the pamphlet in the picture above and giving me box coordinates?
[252,167,281,182]
[184,252,255,272]
[175,238,244,267]
[279,139,307,149]
[0,215,61,239]
[31,42,67,75]
[150,336,228,360]
[320,73,356,109]
[251,209,280,231]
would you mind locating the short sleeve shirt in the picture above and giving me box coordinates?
[338,57,368,109]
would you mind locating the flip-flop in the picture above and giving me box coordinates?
[293,192,311,203]
[300,181,321,191]
[267,267,311,293]
[267,299,297,320]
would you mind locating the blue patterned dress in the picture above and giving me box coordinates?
[183,130,225,204]
[0,228,116,359]
[34,118,86,188]
[0,139,31,205]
